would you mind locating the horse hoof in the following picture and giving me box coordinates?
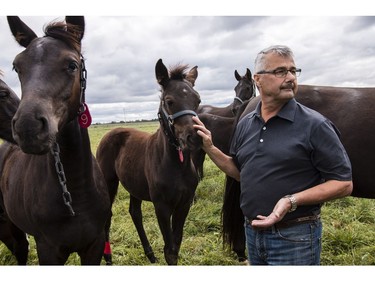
[146,253,157,263]
[239,259,249,265]
[238,256,248,263]
[103,254,112,265]
[165,254,178,265]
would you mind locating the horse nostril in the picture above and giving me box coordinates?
[11,117,17,130]
[39,116,48,132]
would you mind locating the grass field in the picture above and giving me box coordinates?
[1,121,375,265]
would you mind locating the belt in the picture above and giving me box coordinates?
[275,214,320,228]
[246,214,320,229]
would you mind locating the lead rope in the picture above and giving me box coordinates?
[51,142,75,216]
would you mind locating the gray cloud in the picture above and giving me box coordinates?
[1,16,375,123]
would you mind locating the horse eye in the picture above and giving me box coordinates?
[0,90,9,98]
[68,61,79,72]
[166,100,174,107]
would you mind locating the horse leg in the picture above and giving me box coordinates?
[79,234,106,265]
[35,239,70,265]
[153,202,176,265]
[170,200,193,262]
[103,212,113,265]
[129,195,156,263]
[9,222,29,265]
[0,206,29,265]
[103,179,119,265]
[0,218,29,265]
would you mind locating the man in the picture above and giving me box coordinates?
[192,45,353,265]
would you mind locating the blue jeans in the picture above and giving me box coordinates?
[245,219,322,265]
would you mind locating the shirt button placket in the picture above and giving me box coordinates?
[259,126,266,143]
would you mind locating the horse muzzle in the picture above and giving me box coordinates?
[12,108,56,155]
[177,126,202,152]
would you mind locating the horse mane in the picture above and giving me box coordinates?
[43,21,82,52]
[0,69,3,76]
[169,64,190,81]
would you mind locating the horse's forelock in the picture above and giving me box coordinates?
[169,64,189,81]
[43,21,82,52]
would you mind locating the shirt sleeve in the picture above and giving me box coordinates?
[310,119,352,181]
[229,121,242,170]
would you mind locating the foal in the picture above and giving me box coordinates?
[97,59,202,265]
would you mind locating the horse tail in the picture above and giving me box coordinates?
[221,175,247,261]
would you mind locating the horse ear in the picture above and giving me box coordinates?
[245,68,252,80]
[155,59,170,88]
[234,70,241,81]
[7,16,37,48]
[186,66,198,87]
[65,16,85,41]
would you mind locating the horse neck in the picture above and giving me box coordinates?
[55,119,93,175]
[217,103,235,117]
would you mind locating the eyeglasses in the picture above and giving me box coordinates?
[256,68,302,78]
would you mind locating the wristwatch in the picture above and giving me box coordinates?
[283,195,297,212]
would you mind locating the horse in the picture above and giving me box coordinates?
[0,75,29,265]
[197,68,255,117]
[0,74,19,144]
[0,16,110,265]
[221,84,375,262]
[96,59,202,265]
[193,69,255,180]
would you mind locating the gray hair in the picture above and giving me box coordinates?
[254,45,295,73]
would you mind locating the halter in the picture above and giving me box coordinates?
[78,55,87,115]
[158,101,197,162]
[234,96,244,104]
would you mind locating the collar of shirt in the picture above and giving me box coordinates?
[249,98,297,122]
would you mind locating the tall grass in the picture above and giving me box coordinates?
[1,121,375,265]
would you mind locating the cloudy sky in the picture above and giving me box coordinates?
[1,3,374,123]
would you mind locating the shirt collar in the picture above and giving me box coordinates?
[250,98,297,122]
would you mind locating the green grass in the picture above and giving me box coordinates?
[1,121,375,265]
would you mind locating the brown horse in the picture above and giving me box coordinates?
[0,16,110,265]
[0,75,29,265]
[197,68,255,117]
[96,59,202,265]
[222,84,375,262]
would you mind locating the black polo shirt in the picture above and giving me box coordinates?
[230,98,352,221]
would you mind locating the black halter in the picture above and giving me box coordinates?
[158,102,197,149]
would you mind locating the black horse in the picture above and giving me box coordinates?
[0,74,19,144]
[222,85,375,262]
[96,59,202,265]
[197,68,255,117]
[0,16,110,265]
[0,74,28,265]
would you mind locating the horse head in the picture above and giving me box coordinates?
[232,68,255,115]
[156,59,202,153]
[7,16,85,154]
[0,75,20,144]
